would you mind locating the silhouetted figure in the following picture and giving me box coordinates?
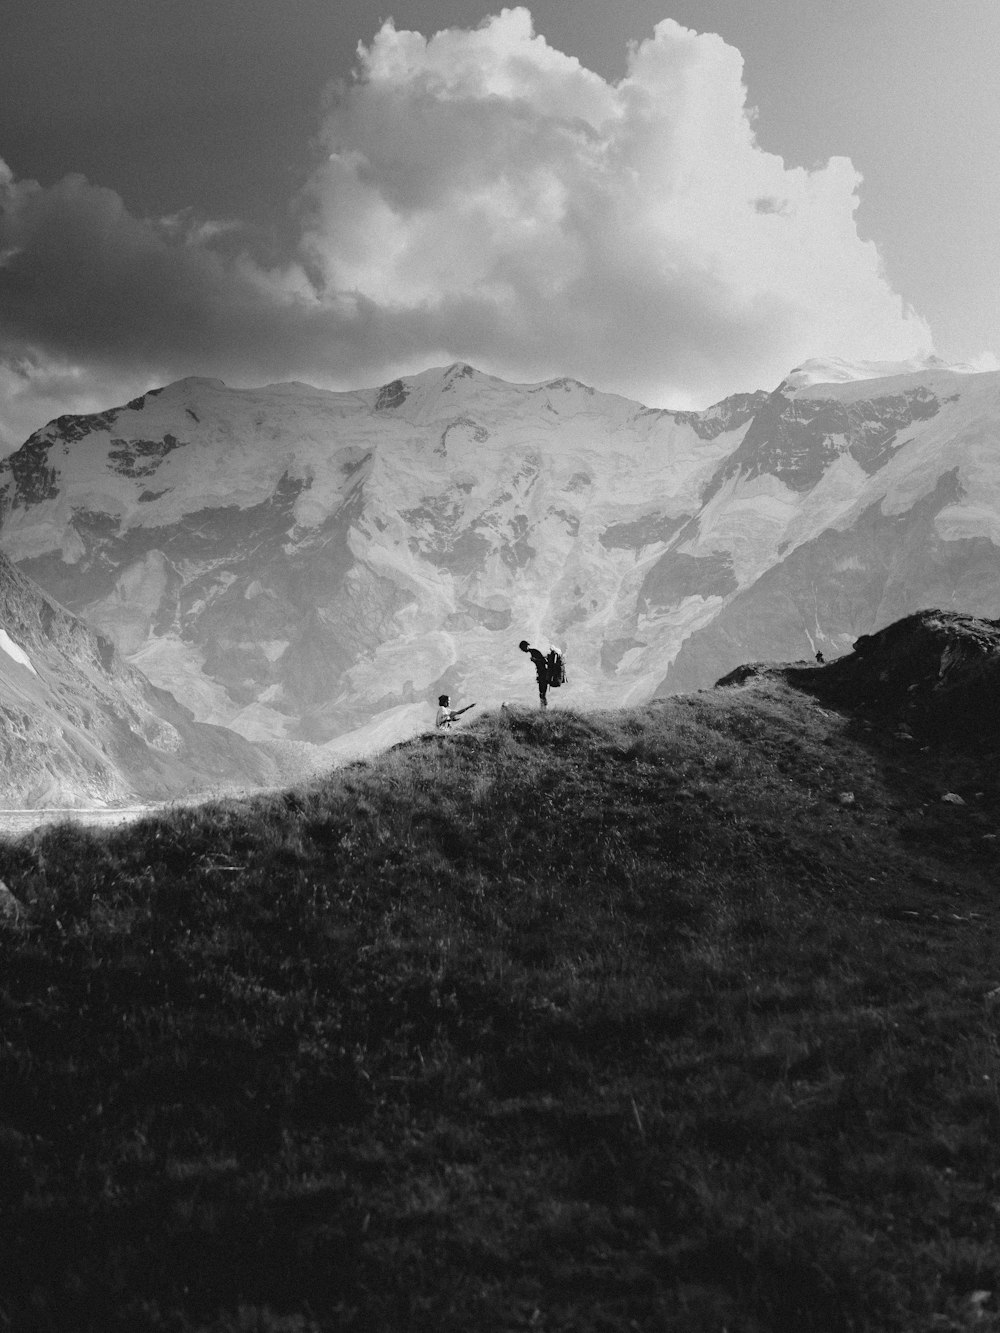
[519,640,549,709]
[815,651,825,664]
[435,694,474,729]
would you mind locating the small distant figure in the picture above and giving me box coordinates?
[815,651,825,664]
[435,694,475,729]
[519,640,567,709]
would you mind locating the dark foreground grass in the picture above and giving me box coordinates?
[2,682,999,1332]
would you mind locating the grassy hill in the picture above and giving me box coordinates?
[2,657,999,1331]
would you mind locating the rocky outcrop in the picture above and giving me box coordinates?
[718,609,1000,752]
[787,610,1000,749]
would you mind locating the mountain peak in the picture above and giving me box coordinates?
[443,361,481,380]
[162,376,229,394]
[777,354,977,394]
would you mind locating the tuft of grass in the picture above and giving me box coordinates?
[1,684,999,1331]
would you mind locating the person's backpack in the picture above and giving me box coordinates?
[546,648,566,688]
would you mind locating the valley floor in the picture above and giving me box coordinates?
[0,805,160,836]
[1,679,999,1331]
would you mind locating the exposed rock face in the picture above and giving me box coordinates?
[1,357,998,761]
[0,551,275,807]
[719,610,1000,752]
[790,610,1000,748]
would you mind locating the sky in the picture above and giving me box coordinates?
[1,0,998,451]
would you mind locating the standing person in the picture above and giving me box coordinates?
[519,640,550,709]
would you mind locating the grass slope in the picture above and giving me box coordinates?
[1,681,999,1332]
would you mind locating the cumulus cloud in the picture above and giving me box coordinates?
[0,9,933,449]
[303,10,932,401]
[0,158,431,449]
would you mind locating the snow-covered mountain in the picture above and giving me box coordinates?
[0,357,997,760]
[655,359,1000,692]
[0,550,276,806]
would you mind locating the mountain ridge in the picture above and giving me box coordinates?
[1,357,998,764]
[0,549,277,806]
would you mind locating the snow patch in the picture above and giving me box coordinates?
[934,505,1000,545]
[0,629,36,675]
[781,355,972,392]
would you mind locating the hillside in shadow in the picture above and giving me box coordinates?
[2,612,999,1331]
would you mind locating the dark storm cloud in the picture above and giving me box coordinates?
[0,166,330,373]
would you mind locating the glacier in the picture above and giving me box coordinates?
[1,357,998,765]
